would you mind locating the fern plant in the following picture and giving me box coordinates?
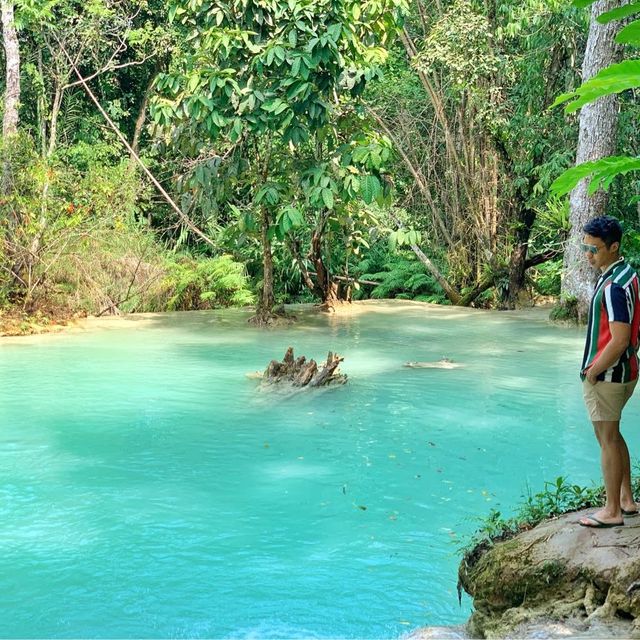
[164,255,255,310]
[356,253,447,302]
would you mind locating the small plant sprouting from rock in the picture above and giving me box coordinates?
[460,475,606,559]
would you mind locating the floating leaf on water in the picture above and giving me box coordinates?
[357,505,367,510]
[428,441,436,447]
[263,442,270,448]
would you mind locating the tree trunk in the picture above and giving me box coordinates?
[47,83,64,157]
[309,216,342,309]
[251,208,276,324]
[1,0,19,138]
[562,0,623,318]
[129,66,161,165]
[1,0,20,193]
[505,207,536,309]
[37,48,47,157]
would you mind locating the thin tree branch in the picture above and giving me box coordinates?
[54,35,217,249]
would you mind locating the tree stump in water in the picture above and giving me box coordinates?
[259,347,347,388]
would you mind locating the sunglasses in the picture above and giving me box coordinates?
[580,242,600,255]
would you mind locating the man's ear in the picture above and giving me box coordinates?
[612,241,621,253]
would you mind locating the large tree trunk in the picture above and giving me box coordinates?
[2,0,20,193]
[505,207,536,309]
[1,0,19,138]
[561,0,623,318]
[250,208,277,325]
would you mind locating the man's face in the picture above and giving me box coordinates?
[582,233,619,271]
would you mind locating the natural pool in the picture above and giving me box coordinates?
[1,301,638,639]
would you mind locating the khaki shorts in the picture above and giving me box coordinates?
[583,379,637,422]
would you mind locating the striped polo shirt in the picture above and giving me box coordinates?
[581,258,640,383]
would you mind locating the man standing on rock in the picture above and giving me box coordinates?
[578,215,640,528]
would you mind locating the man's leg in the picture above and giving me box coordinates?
[588,420,624,523]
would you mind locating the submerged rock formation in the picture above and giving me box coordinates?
[457,508,640,638]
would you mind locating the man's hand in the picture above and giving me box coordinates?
[585,321,631,384]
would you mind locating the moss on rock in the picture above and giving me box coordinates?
[457,508,640,638]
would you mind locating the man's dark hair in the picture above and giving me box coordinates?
[583,215,623,247]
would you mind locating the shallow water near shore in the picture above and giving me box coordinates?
[1,301,637,639]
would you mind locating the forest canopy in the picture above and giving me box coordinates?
[1,0,639,326]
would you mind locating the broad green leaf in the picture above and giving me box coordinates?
[352,147,370,163]
[361,175,381,204]
[244,212,257,233]
[279,212,292,234]
[287,207,304,226]
[327,23,342,41]
[550,155,640,196]
[273,101,290,115]
[616,20,640,45]
[560,60,640,113]
[266,48,275,66]
[388,230,398,251]
[597,4,640,24]
[321,187,334,209]
[212,112,227,127]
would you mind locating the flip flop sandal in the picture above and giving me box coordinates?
[579,515,624,528]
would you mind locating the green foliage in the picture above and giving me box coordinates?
[597,3,640,26]
[530,260,562,296]
[155,0,407,144]
[46,227,167,314]
[162,255,256,310]
[152,0,405,306]
[388,227,421,251]
[549,296,579,322]
[551,155,640,197]
[414,0,498,92]
[551,0,640,197]
[621,229,640,272]
[461,476,603,555]
[356,251,447,302]
[552,60,640,114]
[519,476,603,521]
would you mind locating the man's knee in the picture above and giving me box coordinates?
[594,420,621,445]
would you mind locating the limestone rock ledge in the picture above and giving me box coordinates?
[449,507,640,638]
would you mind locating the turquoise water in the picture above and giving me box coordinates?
[1,301,638,639]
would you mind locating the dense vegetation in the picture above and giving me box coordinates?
[1,0,639,327]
